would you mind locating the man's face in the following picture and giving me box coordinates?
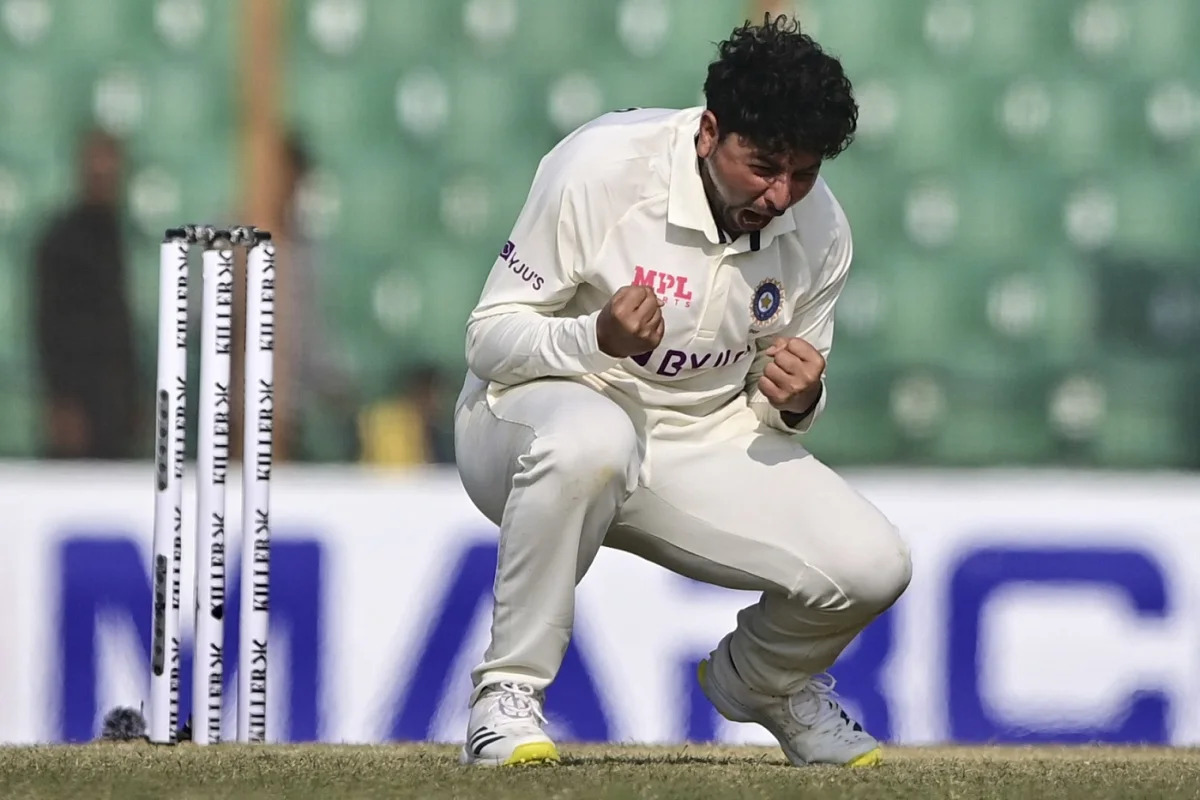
[696,110,821,235]
[81,134,123,206]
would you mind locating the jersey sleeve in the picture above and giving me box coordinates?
[463,159,620,385]
[744,225,852,434]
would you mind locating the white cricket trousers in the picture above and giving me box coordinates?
[454,377,911,702]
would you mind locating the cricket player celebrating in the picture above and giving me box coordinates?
[453,15,911,768]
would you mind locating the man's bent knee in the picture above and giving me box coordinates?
[830,523,912,617]
[790,521,912,621]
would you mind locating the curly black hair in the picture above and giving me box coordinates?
[703,14,858,160]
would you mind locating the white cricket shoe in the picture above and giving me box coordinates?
[697,637,882,767]
[459,680,560,767]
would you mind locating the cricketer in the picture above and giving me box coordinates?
[453,14,912,768]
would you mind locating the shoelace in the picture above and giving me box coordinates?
[789,672,845,729]
[491,681,548,726]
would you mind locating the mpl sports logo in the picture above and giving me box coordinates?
[632,266,693,307]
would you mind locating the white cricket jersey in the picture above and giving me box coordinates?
[460,106,853,436]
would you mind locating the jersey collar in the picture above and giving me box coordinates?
[666,115,797,252]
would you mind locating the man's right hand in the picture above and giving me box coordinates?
[596,285,665,358]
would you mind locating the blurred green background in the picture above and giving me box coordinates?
[1,0,1198,468]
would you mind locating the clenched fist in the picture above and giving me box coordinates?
[758,337,825,414]
[596,285,665,358]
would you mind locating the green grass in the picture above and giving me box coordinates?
[2,743,1199,799]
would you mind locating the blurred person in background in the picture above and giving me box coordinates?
[453,15,908,769]
[31,128,141,460]
[262,131,358,462]
[358,362,454,466]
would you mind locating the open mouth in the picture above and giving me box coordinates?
[738,209,770,230]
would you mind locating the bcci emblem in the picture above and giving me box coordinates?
[750,278,784,329]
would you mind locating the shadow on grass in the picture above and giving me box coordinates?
[560,752,790,768]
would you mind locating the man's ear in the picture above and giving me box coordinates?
[696,110,720,159]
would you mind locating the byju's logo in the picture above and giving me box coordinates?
[499,240,545,291]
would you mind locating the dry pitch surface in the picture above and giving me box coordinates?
[2,743,1199,799]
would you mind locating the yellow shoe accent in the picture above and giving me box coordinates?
[697,660,709,686]
[846,747,882,767]
[503,741,560,766]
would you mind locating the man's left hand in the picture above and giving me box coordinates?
[758,337,825,414]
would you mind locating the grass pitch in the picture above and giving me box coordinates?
[2,743,1198,799]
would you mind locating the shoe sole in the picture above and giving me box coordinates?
[459,741,561,767]
[697,659,882,769]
